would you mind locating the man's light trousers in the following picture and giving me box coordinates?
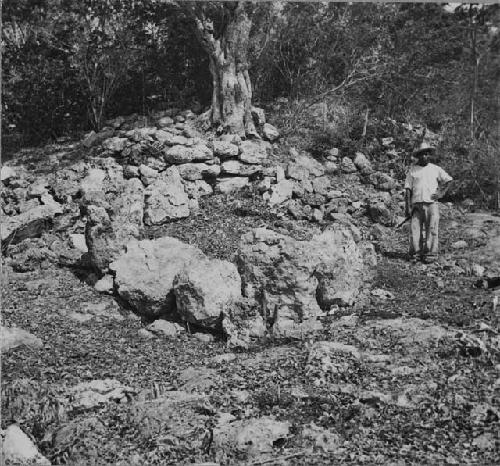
[409,202,439,257]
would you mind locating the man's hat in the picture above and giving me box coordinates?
[413,141,436,156]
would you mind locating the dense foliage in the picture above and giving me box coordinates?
[2,1,499,204]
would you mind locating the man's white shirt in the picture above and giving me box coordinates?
[404,163,452,204]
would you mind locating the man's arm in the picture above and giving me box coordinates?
[431,167,453,201]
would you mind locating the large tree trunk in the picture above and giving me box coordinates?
[188,2,258,137]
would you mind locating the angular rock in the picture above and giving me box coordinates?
[1,204,62,250]
[213,416,290,460]
[367,200,394,226]
[215,177,250,194]
[110,236,206,318]
[293,154,325,177]
[69,379,134,410]
[69,233,88,253]
[286,199,312,220]
[340,157,357,173]
[368,171,398,191]
[164,144,213,164]
[129,391,209,449]
[146,320,183,337]
[213,141,239,159]
[138,164,159,186]
[85,178,144,272]
[222,301,267,348]
[1,166,17,183]
[178,163,220,181]
[286,163,310,182]
[353,152,372,173]
[221,160,262,176]
[1,424,51,465]
[1,326,43,353]
[157,116,174,127]
[144,171,190,225]
[183,179,213,198]
[312,176,331,195]
[262,123,280,142]
[239,140,270,164]
[237,224,376,328]
[102,137,128,153]
[79,168,107,204]
[268,179,294,206]
[174,259,241,330]
[251,106,266,126]
[94,274,114,293]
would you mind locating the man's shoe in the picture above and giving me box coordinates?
[408,253,420,264]
[422,255,437,264]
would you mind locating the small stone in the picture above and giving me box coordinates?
[471,264,485,277]
[94,274,114,293]
[340,157,357,173]
[262,123,280,142]
[138,328,154,339]
[451,240,468,249]
[215,177,250,194]
[157,116,174,127]
[146,319,183,337]
[194,333,215,343]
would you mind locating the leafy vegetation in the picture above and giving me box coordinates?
[2,1,498,205]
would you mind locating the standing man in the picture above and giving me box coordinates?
[404,142,453,263]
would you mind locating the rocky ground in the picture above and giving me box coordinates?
[1,111,500,465]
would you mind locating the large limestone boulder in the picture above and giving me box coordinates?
[238,140,270,164]
[110,237,206,318]
[144,171,190,225]
[164,144,213,164]
[174,259,242,330]
[85,177,144,272]
[237,224,376,331]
